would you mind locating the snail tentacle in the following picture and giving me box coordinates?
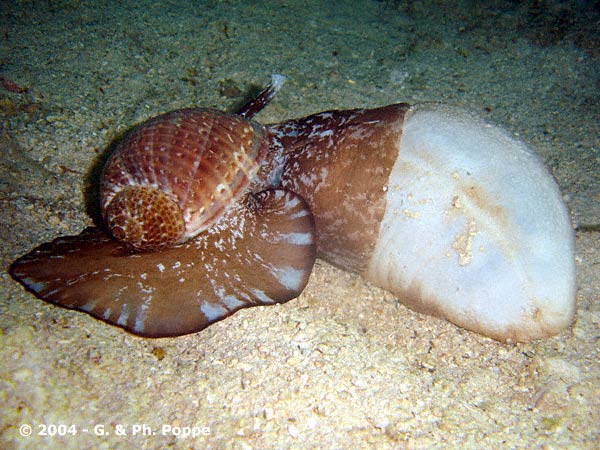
[237,74,286,119]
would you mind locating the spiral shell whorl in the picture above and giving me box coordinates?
[105,185,185,251]
[101,108,268,250]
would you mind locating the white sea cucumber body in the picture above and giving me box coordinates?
[367,104,576,342]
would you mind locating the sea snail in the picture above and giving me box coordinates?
[10,75,576,342]
[10,76,317,338]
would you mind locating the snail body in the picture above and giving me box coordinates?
[10,76,576,342]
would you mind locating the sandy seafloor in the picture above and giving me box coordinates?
[0,0,599,448]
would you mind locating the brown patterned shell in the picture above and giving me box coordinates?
[100,108,268,250]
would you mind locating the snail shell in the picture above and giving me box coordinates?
[100,108,268,251]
